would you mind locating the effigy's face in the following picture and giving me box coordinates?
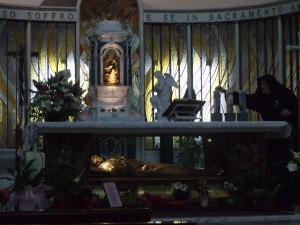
[91,155,105,167]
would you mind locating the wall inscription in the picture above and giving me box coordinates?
[144,1,300,23]
[0,7,76,22]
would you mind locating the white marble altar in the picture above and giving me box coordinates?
[28,121,291,138]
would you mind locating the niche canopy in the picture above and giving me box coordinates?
[95,20,129,41]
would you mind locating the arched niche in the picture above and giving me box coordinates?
[100,44,124,86]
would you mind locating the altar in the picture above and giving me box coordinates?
[29,121,291,137]
[26,120,294,211]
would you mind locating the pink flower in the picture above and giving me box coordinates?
[6,187,50,211]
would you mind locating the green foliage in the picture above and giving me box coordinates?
[177,136,203,168]
[3,158,45,193]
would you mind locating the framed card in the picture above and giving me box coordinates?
[103,182,123,207]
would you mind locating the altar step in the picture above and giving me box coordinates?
[152,210,300,225]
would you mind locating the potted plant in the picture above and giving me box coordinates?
[0,158,53,211]
[29,69,85,122]
[223,180,238,205]
[177,136,203,168]
[197,179,209,207]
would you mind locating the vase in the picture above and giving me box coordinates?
[44,111,69,122]
[200,196,209,207]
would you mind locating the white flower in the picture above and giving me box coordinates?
[287,149,300,172]
[174,182,182,190]
[224,181,238,192]
[292,151,300,161]
[173,182,188,192]
[181,184,188,192]
[287,161,298,172]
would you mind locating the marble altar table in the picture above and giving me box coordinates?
[28,121,291,137]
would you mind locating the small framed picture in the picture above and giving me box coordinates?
[103,182,123,207]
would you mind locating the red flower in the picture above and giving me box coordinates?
[0,188,11,204]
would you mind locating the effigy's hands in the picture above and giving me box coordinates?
[281,108,292,117]
[215,86,227,94]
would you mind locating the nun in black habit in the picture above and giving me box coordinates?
[217,74,299,206]
[217,74,298,149]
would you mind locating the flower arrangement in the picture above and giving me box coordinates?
[224,181,238,197]
[197,179,209,197]
[223,181,239,205]
[29,69,85,122]
[172,181,190,200]
[0,158,53,211]
[286,149,300,172]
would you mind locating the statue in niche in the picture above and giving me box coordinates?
[150,71,178,120]
[103,49,119,85]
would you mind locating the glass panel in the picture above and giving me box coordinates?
[283,13,300,94]
[144,24,187,122]
[240,18,279,121]
[30,22,78,102]
[192,23,236,121]
[0,21,26,148]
